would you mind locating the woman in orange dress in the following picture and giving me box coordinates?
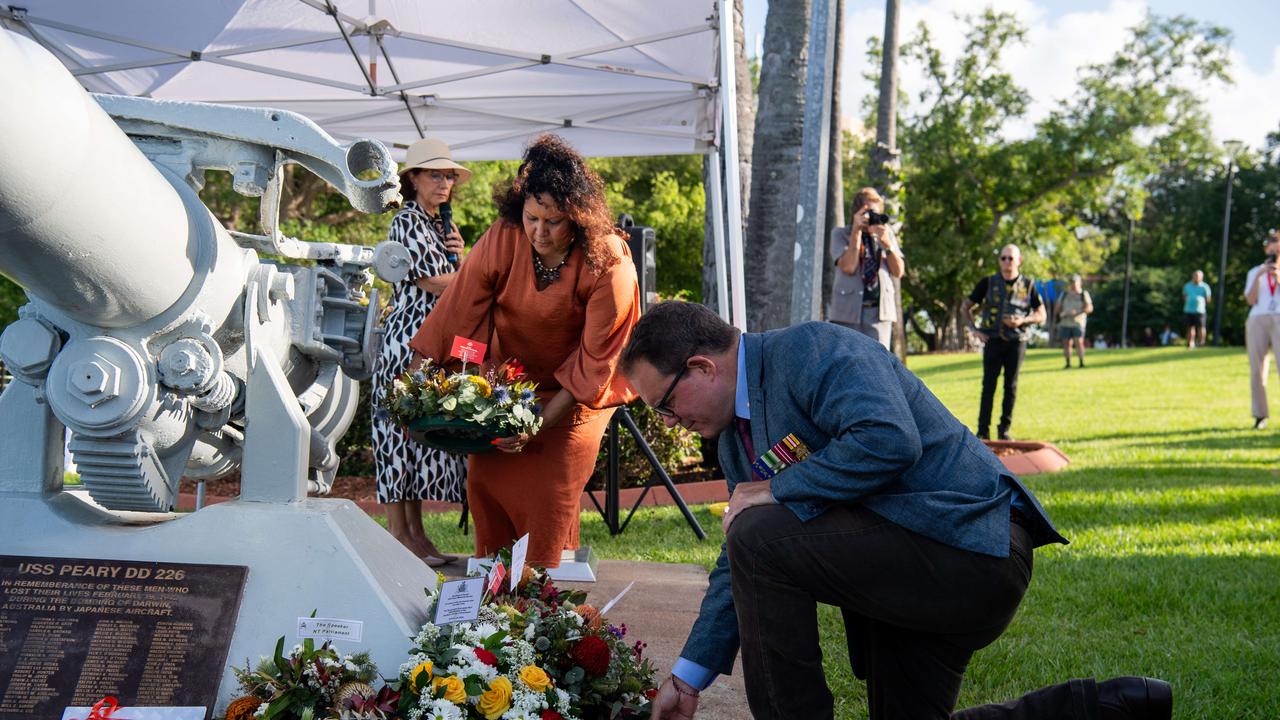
[410,134,639,568]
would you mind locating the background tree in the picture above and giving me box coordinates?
[745,0,810,330]
[870,10,1229,349]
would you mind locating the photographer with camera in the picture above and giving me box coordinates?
[829,187,904,349]
[962,244,1045,441]
[1244,231,1280,430]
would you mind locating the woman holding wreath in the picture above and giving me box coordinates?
[411,134,640,567]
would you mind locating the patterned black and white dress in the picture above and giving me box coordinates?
[371,201,466,504]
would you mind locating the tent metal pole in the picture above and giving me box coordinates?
[708,147,731,321]
[718,0,747,331]
[374,33,426,139]
[324,0,377,95]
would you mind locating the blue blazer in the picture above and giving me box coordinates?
[680,322,1067,676]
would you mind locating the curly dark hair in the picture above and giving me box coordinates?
[495,134,622,275]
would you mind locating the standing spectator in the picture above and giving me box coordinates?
[962,245,1045,440]
[1054,273,1092,369]
[1245,232,1280,430]
[1182,270,1212,348]
[828,187,904,349]
[371,138,470,567]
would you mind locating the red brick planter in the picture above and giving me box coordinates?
[982,440,1071,475]
[177,479,734,517]
[176,443,1064,518]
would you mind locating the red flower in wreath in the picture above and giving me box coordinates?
[474,647,499,667]
[505,360,526,381]
[568,635,611,677]
[540,711,565,720]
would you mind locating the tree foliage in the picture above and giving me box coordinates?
[859,10,1230,349]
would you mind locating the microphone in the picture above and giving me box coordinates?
[439,201,457,265]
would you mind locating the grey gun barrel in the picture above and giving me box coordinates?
[0,27,198,328]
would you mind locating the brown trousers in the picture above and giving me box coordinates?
[727,504,1104,719]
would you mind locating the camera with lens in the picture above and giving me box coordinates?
[864,210,890,226]
[1267,254,1278,265]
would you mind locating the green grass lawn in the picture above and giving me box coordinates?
[417,346,1280,718]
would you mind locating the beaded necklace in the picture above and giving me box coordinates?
[532,241,575,286]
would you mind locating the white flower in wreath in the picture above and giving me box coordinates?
[424,698,465,720]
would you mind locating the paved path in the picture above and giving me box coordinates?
[563,560,751,720]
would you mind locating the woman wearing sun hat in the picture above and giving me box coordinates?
[370,137,473,567]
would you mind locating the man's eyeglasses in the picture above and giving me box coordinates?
[423,170,460,184]
[999,256,1015,261]
[652,363,690,418]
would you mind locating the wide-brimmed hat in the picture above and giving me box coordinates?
[399,137,471,185]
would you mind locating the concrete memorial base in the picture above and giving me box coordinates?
[0,492,437,718]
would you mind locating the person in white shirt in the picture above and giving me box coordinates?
[1244,232,1280,430]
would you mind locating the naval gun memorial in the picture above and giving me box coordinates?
[0,26,435,718]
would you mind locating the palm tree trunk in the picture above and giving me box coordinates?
[745,0,810,330]
[867,0,905,359]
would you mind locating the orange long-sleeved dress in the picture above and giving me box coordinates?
[410,219,639,567]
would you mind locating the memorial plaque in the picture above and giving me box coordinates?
[0,556,248,720]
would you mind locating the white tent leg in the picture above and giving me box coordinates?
[708,146,730,322]
[718,0,747,331]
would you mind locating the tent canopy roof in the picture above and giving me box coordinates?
[2,0,723,160]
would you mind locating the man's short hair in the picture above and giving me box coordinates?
[622,301,739,375]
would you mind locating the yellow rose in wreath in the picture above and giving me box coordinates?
[519,664,552,692]
[477,676,512,719]
[408,660,433,691]
[432,674,467,704]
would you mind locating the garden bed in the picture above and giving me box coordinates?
[981,439,1071,475]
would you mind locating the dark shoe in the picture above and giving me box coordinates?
[1254,417,1268,430]
[998,429,1013,441]
[1097,676,1172,720]
[1064,362,1071,369]
[1078,360,1086,368]
[977,428,990,440]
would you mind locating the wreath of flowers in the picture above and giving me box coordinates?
[396,554,656,720]
[382,358,543,448]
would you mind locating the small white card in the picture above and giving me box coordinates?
[433,576,485,625]
[63,708,205,720]
[600,580,635,615]
[466,556,495,577]
[509,533,530,592]
[297,616,364,643]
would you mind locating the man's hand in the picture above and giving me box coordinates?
[1001,315,1023,329]
[651,675,699,720]
[722,480,776,534]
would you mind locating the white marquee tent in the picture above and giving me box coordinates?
[1,0,746,325]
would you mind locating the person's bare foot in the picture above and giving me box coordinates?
[419,538,460,563]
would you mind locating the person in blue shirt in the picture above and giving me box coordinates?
[622,300,1171,720]
[1182,270,1212,348]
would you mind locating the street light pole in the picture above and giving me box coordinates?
[1121,216,1134,348]
[1213,140,1245,346]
